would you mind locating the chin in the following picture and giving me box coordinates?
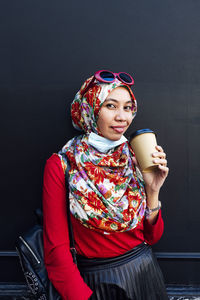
[109,135,123,141]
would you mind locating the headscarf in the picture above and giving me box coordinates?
[71,76,137,134]
[58,75,146,234]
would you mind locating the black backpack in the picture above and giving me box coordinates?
[15,158,76,300]
[16,211,61,300]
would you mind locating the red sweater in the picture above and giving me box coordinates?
[43,154,164,300]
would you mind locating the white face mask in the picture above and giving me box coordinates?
[88,132,127,153]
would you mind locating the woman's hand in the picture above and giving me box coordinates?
[142,145,169,194]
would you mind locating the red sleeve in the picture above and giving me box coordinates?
[42,154,93,300]
[143,210,164,245]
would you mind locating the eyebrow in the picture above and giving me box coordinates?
[105,98,132,104]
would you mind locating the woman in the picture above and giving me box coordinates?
[43,70,169,300]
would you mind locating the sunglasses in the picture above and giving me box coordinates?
[80,70,134,96]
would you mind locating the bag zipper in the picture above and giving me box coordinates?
[19,236,41,264]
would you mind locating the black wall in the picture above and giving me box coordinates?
[1,0,200,285]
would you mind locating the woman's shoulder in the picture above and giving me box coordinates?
[43,153,65,186]
[44,153,64,175]
[46,153,61,166]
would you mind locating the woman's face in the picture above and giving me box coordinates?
[97,87,134,141]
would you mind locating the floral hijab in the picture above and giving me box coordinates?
[71,76,137,134]
[58,75,146,233]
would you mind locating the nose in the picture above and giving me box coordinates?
[115,109,126,121]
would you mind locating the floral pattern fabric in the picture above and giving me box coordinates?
[58,134,146,233]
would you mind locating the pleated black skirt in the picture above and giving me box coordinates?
[77,243,168,300]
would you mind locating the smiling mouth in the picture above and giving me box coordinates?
[111,126,126,133]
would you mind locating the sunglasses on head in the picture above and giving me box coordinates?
[80,70,134,96]
[95,70,134,85]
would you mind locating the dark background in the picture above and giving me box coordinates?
[1,0,200,285]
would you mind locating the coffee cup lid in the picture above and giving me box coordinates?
[130,128,155,139]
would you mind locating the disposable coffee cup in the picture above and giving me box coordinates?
[130,129,159,173]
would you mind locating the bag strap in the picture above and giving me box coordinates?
[64,158,77,265]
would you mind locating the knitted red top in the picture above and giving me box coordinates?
[43,154,164,300]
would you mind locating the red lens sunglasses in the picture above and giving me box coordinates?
[80,70,134,96]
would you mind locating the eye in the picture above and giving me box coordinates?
[124,105,133,111]
[106,103,116,109]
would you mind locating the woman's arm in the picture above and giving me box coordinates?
[142,145,169,225]
[143,210,164,245]
[132,145,168,244]
[43,154,92,300]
